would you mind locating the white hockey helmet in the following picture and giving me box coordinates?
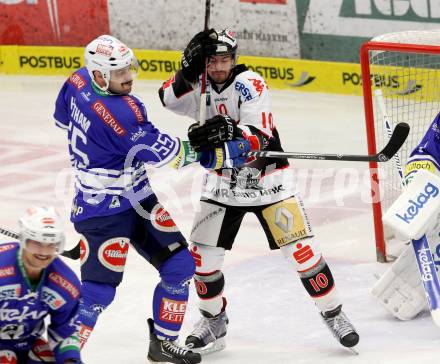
[19,206,65,253]
[213,29,238,59]
[84,34,138,91]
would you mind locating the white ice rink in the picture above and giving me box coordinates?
[0,75,439,363]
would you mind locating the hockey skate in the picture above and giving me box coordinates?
[321,305,359,352]
[147,319,201,364]
[185,308,229,354]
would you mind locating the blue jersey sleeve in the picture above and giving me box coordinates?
[115,123,181,167]
[96,94,182,167]
[50,302,81,363]
[406,112,440,178]
[46,262,82,362]
[54,81,70,131]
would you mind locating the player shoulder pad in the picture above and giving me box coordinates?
[234,70,268,101]
[0,243,19,280]
[0,242,19,255]
[121,94,147,125]
[66,68,90,92]
[46,261,81,300]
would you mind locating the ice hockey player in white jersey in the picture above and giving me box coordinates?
[371,112,440,321]
[159,28,359,354]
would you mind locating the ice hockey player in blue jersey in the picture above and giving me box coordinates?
[0,206,81,364]
[53,34,252,364]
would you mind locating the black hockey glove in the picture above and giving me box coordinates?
[181,29,217,83]
[188,115,242,152]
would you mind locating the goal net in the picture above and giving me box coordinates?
[361,30,440,262]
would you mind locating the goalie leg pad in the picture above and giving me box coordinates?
[190,243,226,316]
[371,243,428,320]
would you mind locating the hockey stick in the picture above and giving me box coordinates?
[375,90,406,186]
[0,226,81,260]
[245,122,409,162]
[199,0,211,126]
[375,90,440,326]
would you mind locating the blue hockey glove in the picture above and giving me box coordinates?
[199,139,251,170]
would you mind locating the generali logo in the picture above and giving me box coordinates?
[302,0,440,38]
[92,101,126,136]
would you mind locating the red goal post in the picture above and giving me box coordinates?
[360,31,440,262]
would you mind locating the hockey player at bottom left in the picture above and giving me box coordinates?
[0,206,82,364]
[53,34,252,364]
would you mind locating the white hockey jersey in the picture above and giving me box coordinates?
[159,65,295,206]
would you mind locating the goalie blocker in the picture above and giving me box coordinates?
[382,170,440,241]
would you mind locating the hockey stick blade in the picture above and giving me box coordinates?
[376,122,410,162]
[0,226,80,260]
[246,122,410,162]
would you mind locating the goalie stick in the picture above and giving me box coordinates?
[246,122,410,162]
[0,226,81,260]
[376,89,440,326]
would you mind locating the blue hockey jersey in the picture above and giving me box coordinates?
[0,242,81,361]
[54,67,181,223]
[405,112,440,179]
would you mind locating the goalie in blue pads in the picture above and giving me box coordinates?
[372,114,440,323]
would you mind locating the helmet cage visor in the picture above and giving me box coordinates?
[18,206,66,254]
[23,239,63,255]
[109,57,139,84]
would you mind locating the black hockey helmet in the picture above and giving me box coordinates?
[213,29,238,60]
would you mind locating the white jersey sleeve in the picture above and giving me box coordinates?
[159,71,199,120]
